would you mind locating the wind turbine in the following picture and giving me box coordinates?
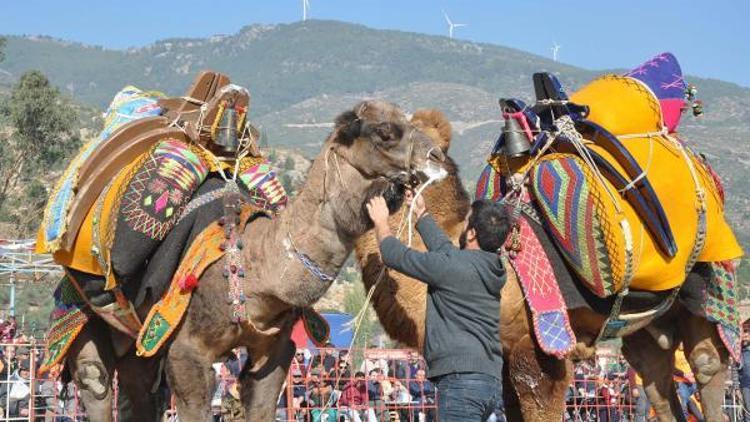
[302,0,310,21]
[551,42,561,62]
[443,11,467,39]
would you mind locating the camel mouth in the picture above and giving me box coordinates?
[413,161,448,184]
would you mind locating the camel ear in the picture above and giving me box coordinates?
[333,110,362,146]
[411,109,452,153]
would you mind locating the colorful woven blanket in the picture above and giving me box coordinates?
[38,86,164,253]
[705,261,741,361]
[38,275,89,374]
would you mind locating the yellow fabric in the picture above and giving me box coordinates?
[674,348,692,376]
[568,75,743,292]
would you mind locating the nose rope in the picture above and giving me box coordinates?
[407,174,440,247]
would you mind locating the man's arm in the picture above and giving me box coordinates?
[368,196,454,287]
[378,236,450,286]
[416,214,456,252]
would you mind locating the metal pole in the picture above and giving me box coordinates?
[9,271,15,317]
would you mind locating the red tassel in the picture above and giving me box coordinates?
[180,274,199,291]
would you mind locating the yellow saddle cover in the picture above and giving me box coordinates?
[565,75,742,292]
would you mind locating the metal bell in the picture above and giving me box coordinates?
[214,107,239,154]
[501,115,531,158]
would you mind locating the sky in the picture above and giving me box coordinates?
[2,0,749,87]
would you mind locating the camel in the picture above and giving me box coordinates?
[354,112,731,422]
[64,100,448,422]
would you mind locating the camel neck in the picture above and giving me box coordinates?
[246,143,371,309]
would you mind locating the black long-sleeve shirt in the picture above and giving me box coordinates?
[379,215,505,380]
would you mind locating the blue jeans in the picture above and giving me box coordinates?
[435,373,502,421]
[741,387,750,422]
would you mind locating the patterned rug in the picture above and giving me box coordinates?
[530,154,626,298]
[705,261,741,361]
[504,212,576,358]
[39,275,90,374]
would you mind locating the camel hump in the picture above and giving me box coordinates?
[411,109,452,152]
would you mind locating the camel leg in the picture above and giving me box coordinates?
[165,330,217,422]
[506,334,572,422]
[115,351,165,422]
[66,320,116,422]
[240,334,296,422]
[622,328,685,422]
[677,309,729,422]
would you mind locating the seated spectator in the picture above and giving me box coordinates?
[408,369,435,422]
[360,350,389,377]
[366,369,387,422]
[335,360,352,390]
[0,359,31,417]
[311,344,338,373]
[388,379,411,422]
[339,371,367,422]
[291,349,308,378]
[308,373,336,422]
[406,351,424,381]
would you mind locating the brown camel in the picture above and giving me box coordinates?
[64,100,447,422]
[354,112,730,422]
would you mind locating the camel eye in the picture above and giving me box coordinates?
[373,123,403,145]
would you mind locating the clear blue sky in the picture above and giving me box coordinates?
[3,0,748,86]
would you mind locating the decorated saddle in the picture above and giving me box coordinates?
[37,72,303,372]
[477,53,743,357]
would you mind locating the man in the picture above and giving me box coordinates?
[366,368,386,422]
[408,369,436,422]
[366,192,510,421]
[339,371,367,422]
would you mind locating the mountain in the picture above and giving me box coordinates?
[2,19,749,247]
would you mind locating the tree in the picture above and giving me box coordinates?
[284,155,296,171]
[0,37,5,63]
[0,70,80,232]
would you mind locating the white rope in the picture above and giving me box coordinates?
[318,205,412,415]
[407,174,440,247]
[618,133,655,194]
[555,116,624,214]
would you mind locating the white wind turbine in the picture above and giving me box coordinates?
[302,0,310,21]
[443,11,467,39]
[551,42,561,62]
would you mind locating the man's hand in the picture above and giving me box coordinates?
[367,196,393,244]
[405,189,427,220]
[366,196,390,228]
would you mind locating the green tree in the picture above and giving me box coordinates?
[284,155,296,171]
[0,37,5,63]
[0,70,81,232]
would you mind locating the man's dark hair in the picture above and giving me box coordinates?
[355,371,366,378]
[468,200,511,253]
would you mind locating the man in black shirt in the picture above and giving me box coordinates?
[367,192,510,421]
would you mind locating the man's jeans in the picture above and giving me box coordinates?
[741,387,750,422]
[436,373,502,421]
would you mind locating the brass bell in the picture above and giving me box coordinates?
[214,107,239,154]
[501,115,531,158]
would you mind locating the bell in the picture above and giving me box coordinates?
[501,115,531,158]
[214,107,239,154]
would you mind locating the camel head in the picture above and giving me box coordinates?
[325,101,448,233]
[410,109,452,153]
[331,100,447,184]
